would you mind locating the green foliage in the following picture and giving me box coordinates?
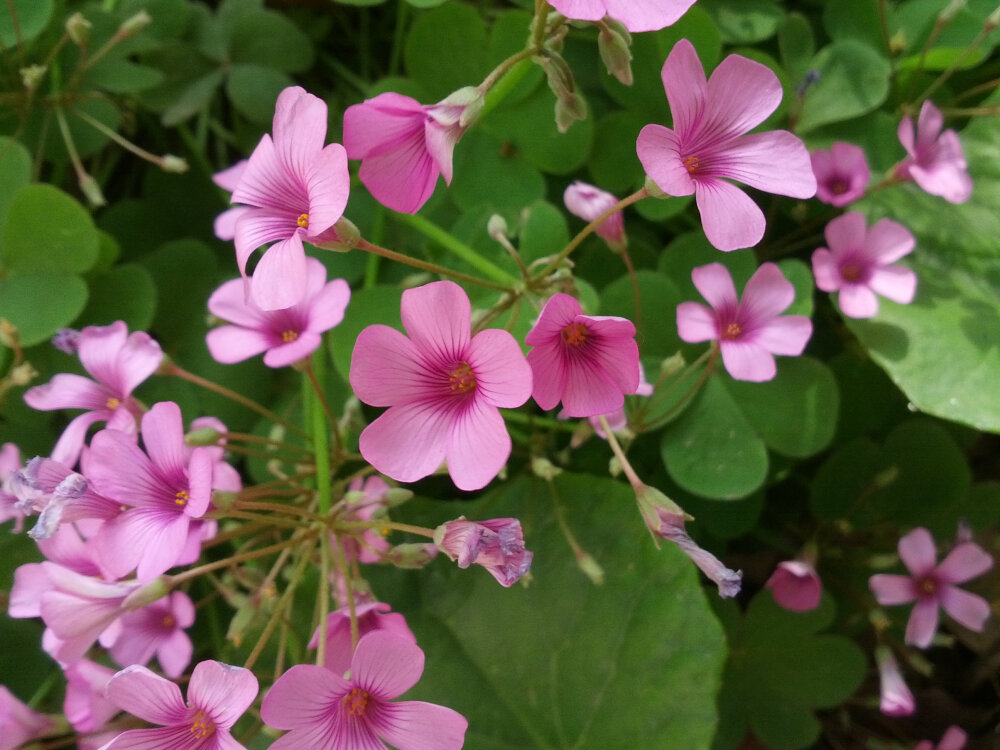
[796,40,891,134]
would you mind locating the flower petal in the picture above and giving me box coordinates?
[350,325,426,407]
[676,301,719,343]
[370,701,468,750]
[188,660,258,729]
[837,284,880,319]
[690,263,738,312]
[899,527,938,577]
[719,340,776,382]
[465,329,532,409]
[352,631,424,700]
[636,124,695,197]
[694,179,764,251]
[140,402,186,480]
[713,131,816,199]
[446,399,510,491]
[905,596,940,648]
[400,281,471,362]
[938,586,991,633]
[261,664,347,731]
[206,326,274,365]
[740,262,796,322]
[936,542,993,584]
[753,315,812,356]
[251,234,309,311]
[868,266,917,305]
[358,403,451,484]
[704,51,783,139]
[868,573,918,605]
[865,218,915,264]
[811,248,840,293]
[660,39,707,140]
[105,665,187,725]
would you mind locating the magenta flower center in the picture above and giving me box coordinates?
[722,322,742,340]
[342,688,370,716]
[297,213,309,229]
[561,323,588,347]
[448,362,477,395]
[918,576,938,596]
[683,155,700,173]
[162,614,176,628]
[174,490,189,507]
[829,178,849,195]
[189,710,215,739]
[281,330,299,343]
[840,263,864,283]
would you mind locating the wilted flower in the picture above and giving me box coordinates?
[434,516,533,587]
[563,181,626,249]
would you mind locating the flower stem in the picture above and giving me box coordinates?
[304,353,335,515]
[538,188,648,280]
[170,534,316,586]
[381,215,518,286]
[599,415,644,490]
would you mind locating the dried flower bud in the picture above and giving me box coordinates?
[598,19,633,86]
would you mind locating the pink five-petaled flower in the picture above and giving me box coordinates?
[434,516,533,587]
[211,159,249,242]
[765,560,822,612]
[1,686,54,750]
[869,527,993,649]
[87,401,214,582]
[810,142,871,207]
[100,660,258,750]
[915,726,968,750]
[677,262,812,382]
[547,0,696,32]
[343,88,479,214]
[206,257,351,368]
[109,591,195,678]
[231,86,350,310]
[636,39,816,251]
[23,321,163,467]
[563,181,626,249]
[262,631,467,750]
[350,280,532,491]
[896,100,972,204]
[875,646,915,717]
[812,212,917,319]
[526,293,639,418]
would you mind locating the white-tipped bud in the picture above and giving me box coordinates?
[66,12,92,46]
[531,456,563,481]
[487,214,508,241]
[118,10,152,38]
[8,361,38,386]
[20,65,47,91]
[598,19,633,86]
[160,154,188,173]
[185,427,221,447]
[79,174,106,207]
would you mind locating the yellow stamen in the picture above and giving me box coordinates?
[722,322,741,340]
[840,264,862,282]
[561,322,588,347]
[342,688,370,716]
[919,577,937,596]
[189,710,215,739]
[106,396,120,410]
[448,362,476,394]
[175,490,189,506]
[162,614,176,628]
[683,155,699,173]
[297,213,309,228]
[281,330,299,343]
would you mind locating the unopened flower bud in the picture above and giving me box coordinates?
[555,92,587,133]
[160,154,188,173]
[385,543,439,569]
[211,490,238,510]
[79,174,106,207]
[531,456,562,481]
[660,352,686,377]
[8,362,37,386]
[118,10,152,38]
[987,4,1000,30]
[939,0,967,22]
[487,214,508,241]
[643,174,668,199]
[66,12,92,45]
[185,427,221,447]
[20,64,47,90]
[383,487,413,507]
[577,552,605,586]
[598,19,633,86]
[123,576,170,610]
[0,319,18,348]
[876,646,915,716]
[51,328,81,354]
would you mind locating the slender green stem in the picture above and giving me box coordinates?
[305,354,333,515]
[233,500,322,521]
[170,535,315,586]
[356,236,512,291]
[337,520,435,538]
[219,431,311,455]
[163,363,309,440]
[316,533,331,667]
[503,409,579,432]
[328,528,359,650]
[73,108,177,169]
[379,216,518,286]
[599,415,644,490]
[538,188,648,279]
[918,23,995,104]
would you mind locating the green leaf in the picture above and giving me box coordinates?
[405,4,489,100]
[589,112,647,193]
[601,270,683,358]
[226,64,294,123]
[716,593,866,750]
[329,285,403,383]
[778,12,816,80]
[405,0,451,7]
[0,137,31,225]
[0,273,88,346]
[661,375,769,500]
[778,258,814,318]
[724,357,839,458]
[0,0,53,49]
[79,263,157,331]
[86,60,165,93]
[229,8,314,73]
[1,184,99,274]
[850,99,1000,431]
[700,0,784,44]
[796,40,891,134]
[451,130,545,213]
[371,472,727,750]
[139,239,219,341]
[822,0,884,51]
[518,201,568,264]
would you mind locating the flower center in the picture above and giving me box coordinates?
[189,710,215,739]
[281,330,299,343]
[722,322,742,340]
[840,263,863,282]
[175,490,189,506]
[829,178,849,195]
[918,576,938,596]
[683,155,699,173]
[297,213,309,228]
[106,396,120,410]
[342,688,370,717]
[163,614,176,628]
[561,322,588,347]
[448,362,476,394]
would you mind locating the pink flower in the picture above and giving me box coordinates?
[206,257,351,368]
[916,726,968,750]
[0,442,25,531]
[23,321,163,466]
[231,86,350,310]
[309,602,415,676]
[433,516,533,587]
[350,281,532,491]
[876,647,915,716]
[87,401,214,582]
[109,591,195,678]
[636,39,816,251]
[344,88,479,214]
[810,142,870,207]
[548,0,697,32]
[64,659,119,733]
[812,212,917,319]
[677,262,812,382]
[766,560,822,612]
[581,364,653,439]
[526,293,639,417]
[563,181,625,248]
[636,485,742,597]
[896,101,972,204]
[339,476,393,564]
[869,527,993,648]
[211,159,249,242]
[0,686,54,750]
[100,660,258,750]
[261,631,467,750]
